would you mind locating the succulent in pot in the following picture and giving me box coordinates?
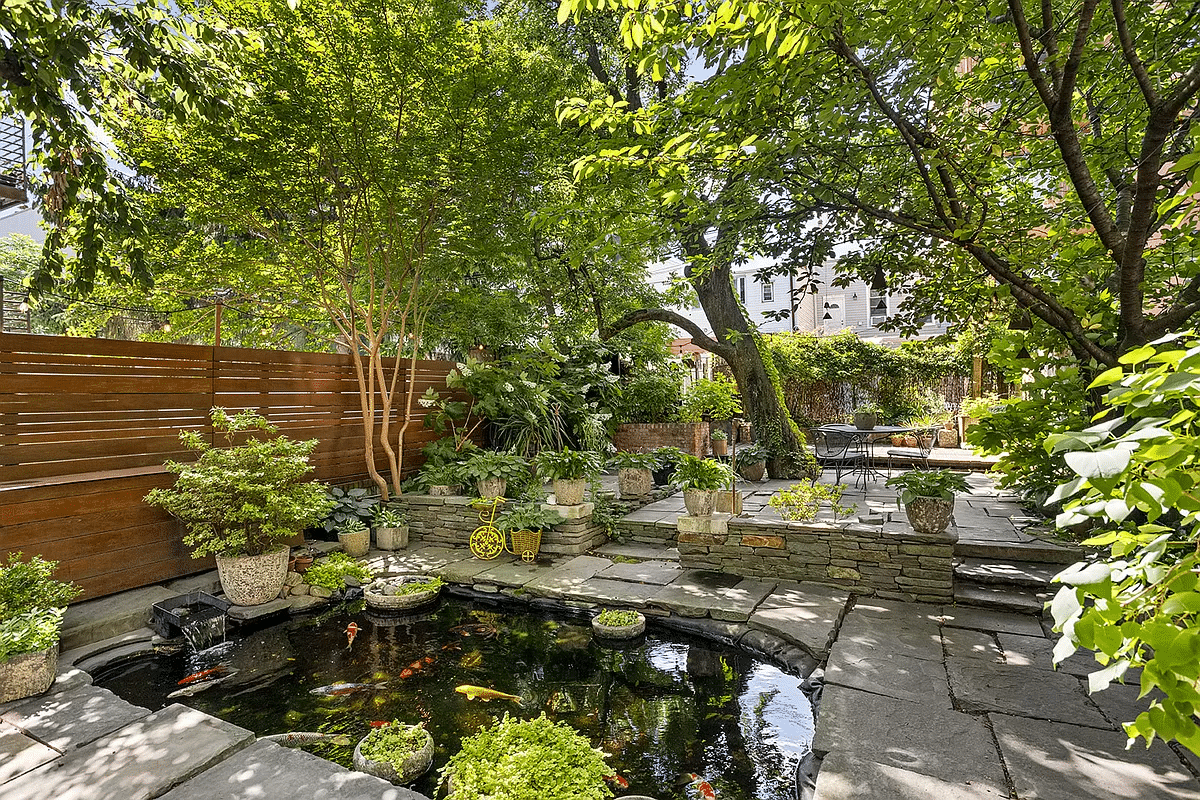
[372,503,409,551]
[461,450,529,498]
[337,518,371,558]
[354,720,434,785]
[610,451,658,498]
[0,553,81,703]
[143,408,335,606]
[885,469,972,535]
[671,454,734,516]
[535,448,602,506]
[419,461,464,496]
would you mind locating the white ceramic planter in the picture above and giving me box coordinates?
[215,546,290,606]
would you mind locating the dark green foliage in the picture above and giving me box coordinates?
[534,448,603,480]
[885,470,971,505]
[497,501,565,533]
[614,367,684,424]
[678,374,743,422]
[303,552,373,591]
[322,487,380,533]
[0,554,81,662]
[670,455,733,491]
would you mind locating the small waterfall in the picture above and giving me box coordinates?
[182,613,227,652]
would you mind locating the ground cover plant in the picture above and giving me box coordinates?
[303,552,374,591]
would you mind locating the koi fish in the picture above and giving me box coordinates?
[345,622,360,649]
[400,668,414,679]
[441,642,461,652]
[679,773,716,800]
[407,660,425,671]
[423,655,435,665]
[604,773,630,789]
[450,623,497,639]
[167,672,237,698]
[259,731,352,747]
[369,721,390,728]
[310,682,387,696]
[455,684,522,703]
[177,666,229,686]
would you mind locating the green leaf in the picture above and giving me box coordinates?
[1065,447,1132,479]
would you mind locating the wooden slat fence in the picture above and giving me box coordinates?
[0,333,465,600]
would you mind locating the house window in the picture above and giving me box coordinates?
[737,277,746,303]
[761,281,773,302]
[869,289,888,326]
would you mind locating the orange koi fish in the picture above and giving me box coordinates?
[400,668,415,679]
[345,622,360,649]
[177,666,228,686]
[605,773,630,789]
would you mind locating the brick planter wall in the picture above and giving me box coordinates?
[613,422,710,457]
[396,495,605,556]
[676,516,954,603]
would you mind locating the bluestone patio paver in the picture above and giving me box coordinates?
[652,572,775,621]
[996,632,1105,677]
[813,751,1007,800]
[825,645,952,707]
[748,583,849,658]
[941,627,1003,663]
[0,722,58,785]
[946,659,1111,728]
[596,559,684,585]
[1,683,149,751]
[939,606,1046,637]
[833,612,945,663]
[523,555,613,597]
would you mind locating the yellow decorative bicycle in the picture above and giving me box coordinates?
[469,496,506,560]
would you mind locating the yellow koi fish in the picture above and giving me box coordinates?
[455,684,522,703]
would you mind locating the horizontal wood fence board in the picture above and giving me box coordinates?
[4,373,211,394]
[0,332,208,360]
[3,503,172,551]
[0,393,214,414]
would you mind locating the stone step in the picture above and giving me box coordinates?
[955,538,1083,565]
[953,582,1050,615]
[954,558,1061,588]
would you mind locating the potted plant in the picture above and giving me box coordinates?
[320,486,379,536]
[354,720,434,785]
[649,446,684,486]
[441,714,614,800]
[535,448,602,506]
[610,451,658,498]
[461,450,528,498]
[731,443,769,482]
[885,469,972,535]
[337,518,371,558]
[710,429,729,457]
[592,608,646,640]
[365,575,443,611]
[291,546,316,573]
[671,454,734,516]
[497,501,565,562]
[853,403,881,430]
[144,408,335,607]
[372,504,409,551]
[0,553,81,704]
[419,461,464,496]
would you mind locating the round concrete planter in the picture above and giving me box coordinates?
[553,478,586,506]
[592,612,646,640]
[904,496,955,535]
[353,726,434,785]
[0,645,57,704]
[428,484,460,497]
[364,576,441,611]
[617,467,653,498]
[737,460,766,482]
[683,489,717,517]
[338,529,371,558]
[475,478,506,499]
[215,546,290,606]
[374,525,408,551]
[853,412,877,430]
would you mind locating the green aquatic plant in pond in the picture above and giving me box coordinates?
[595,609,640,627]
[359,721,428,764]
[304,552,373,591]
[392,577,443,596]
[442,713,613,800]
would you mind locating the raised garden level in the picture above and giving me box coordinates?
[675,516,954,603]
[397,495,606,555]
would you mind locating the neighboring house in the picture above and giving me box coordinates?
[0,115,40,242]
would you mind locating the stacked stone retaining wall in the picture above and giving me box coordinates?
[396,495,605,556]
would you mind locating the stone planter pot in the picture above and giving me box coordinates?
[853,412,878,430]
[737,460,766,482]
[937,428,958,448]
[364,576,441,611]
[353,726,434,785]
[476,478,507,499]
[428,484,460,497]
[617,467,653,498]
[592,612,646,640]
[0,645,57,704]
[904,496,955,535]
[374,526,409,551]
[553,478,586,506]
[715,490,742,515]
[711,438,728,457]
[338,529,371,558]
[215,546,290,606]
[683,489,716,517]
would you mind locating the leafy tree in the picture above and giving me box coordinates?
[0,0,248,296]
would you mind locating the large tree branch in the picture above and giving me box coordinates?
[1054,0,1100,107]
[1111,0,1157,107]
[602,307,735,361]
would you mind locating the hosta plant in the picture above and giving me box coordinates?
[670,455,733,492]
[885,469,971,505]
[460,450,529,484]
[534,448,603,481]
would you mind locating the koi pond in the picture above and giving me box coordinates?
[94,597,814,800]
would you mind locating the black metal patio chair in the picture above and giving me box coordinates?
[885,426,938,474]
[809,428,867,486]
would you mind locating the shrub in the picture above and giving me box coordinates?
[885,470,971,504]
[497,501,565,533]
[0,553,80,662]
[303,552,374,590]
[321,487,380,533]
[144,408,334,558]
[461,450,530,485]
[679,374,743,422]
[614,369,683,424]
[441,713,614,800]
[768,483,855,521]
[359,722,429,765]
[419,461,465,488]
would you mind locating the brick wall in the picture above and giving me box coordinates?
[676,517,954,603]
[613,422,711,457]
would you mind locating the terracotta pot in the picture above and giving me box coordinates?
[890,435,906,447]
[375,526,408,551]
[0,646,57,704]
[215,546,290,606]
[553,478,586,506]
[592,612,647,641]
[683,489,716,516]
[903,435,918,447]
[617,467,653,498]
[711,438,728,457]
[353,726,434,785]
[904,496,955,535]
[292,553,315,573]
[338,528,371,558]
[853,412,877,430]
[476,478,507,499]
[428,484,459,497]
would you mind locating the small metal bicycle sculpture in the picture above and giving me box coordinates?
[469,496,506,560]
[469,496,541,562]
